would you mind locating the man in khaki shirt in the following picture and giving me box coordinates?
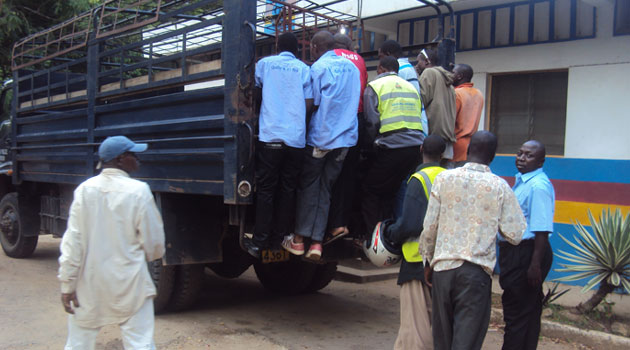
[420,131,526,350]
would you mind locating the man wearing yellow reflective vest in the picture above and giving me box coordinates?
[361,56,425,240]
[380,134,446,350]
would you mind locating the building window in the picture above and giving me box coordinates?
[489,71,568,156]
[615,0,630,36]
[396,0,596,51]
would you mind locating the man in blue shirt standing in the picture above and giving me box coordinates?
[244,33,313,258]
[499,140,555,350]
[282,30,360,260]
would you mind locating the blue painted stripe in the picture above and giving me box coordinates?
[548,223,589,287]
[490,156,630,184]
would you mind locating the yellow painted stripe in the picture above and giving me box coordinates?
[554,200,630,225]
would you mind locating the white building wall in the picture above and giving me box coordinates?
[564,63,630,159]
[445,1,630,160]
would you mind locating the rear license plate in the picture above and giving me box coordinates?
[261,249,290,264]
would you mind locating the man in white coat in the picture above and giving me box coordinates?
[58,135,166,350]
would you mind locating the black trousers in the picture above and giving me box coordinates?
[327,145,360,230]
[360,145,421,238]
[499,240,553,350]
[253,142,303,248]
[328,112,366,232]
[432,262,492,350]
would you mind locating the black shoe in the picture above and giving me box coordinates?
[243,238,261,259]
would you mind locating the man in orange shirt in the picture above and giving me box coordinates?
[452,64,484,167]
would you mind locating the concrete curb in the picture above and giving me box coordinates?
[335,264,399,283]
[490,308,630,350]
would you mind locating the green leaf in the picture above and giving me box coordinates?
[582,272,609,293]
[609,272,621,286]
[554,271,597,281]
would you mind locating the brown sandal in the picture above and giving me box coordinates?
[323,227,349,246]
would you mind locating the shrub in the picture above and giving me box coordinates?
[554,208,630,313]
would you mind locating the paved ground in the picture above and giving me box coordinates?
[0,236,588,350]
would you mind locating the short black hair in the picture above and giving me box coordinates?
[278,32,298,55]
[423,135,446,157]
[454,63,474,82]
[525,140,546,161]
[379,55,399,72]
[419,48,439,65]
[380,40,402,58]
[333,33,353,50]
[468,131,498,164]
[312,30,335,51]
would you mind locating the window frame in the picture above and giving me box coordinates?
[614,0,630,36]
[486,68,569,156]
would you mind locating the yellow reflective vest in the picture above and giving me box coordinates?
[367,74,423,134]
[401,166,445,262]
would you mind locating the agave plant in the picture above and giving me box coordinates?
[554,208,630,313]
[542,282,569,308]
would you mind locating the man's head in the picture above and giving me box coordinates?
[378,40,402,59]
[466,131,498,165]
[452,63,473,87]
[278,32,299,56]
[333,33,354,51]
[415,48,438,75]
[310,30,335,60]
[516,140,546,174]
[98,135,147,173]
[421,135,446,163]
[376,56,399,75]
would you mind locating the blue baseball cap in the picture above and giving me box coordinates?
[98,136,148,162]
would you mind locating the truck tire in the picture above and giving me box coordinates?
[305,262,338,293]
[0,193,38,258]
[168,264,204,311]
[148,259,175,313]
[253,258,317,295]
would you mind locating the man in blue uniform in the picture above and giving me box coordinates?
[499,140,555,350]
[244,33,313,257]
[282,30,360,260]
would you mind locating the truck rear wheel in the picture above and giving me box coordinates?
[0,193,38,258]
[168,264,204,311]
[148,259,175,313]
[253,258,317,294]
[305,262,338,293]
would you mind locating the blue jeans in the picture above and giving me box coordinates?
[294,146,347,242]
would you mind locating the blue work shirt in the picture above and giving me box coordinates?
[499,168,555,241]
[398,57,429,134]
[255,51,313,148]
[308,50,360,149]
[397,57,419,93]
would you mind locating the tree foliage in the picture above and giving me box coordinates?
[0,0,100,80]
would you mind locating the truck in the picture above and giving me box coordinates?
[0,0,359,312]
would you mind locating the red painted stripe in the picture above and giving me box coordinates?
[500,177,630,206]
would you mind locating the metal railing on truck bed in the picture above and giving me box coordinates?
[10,0,355,203]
